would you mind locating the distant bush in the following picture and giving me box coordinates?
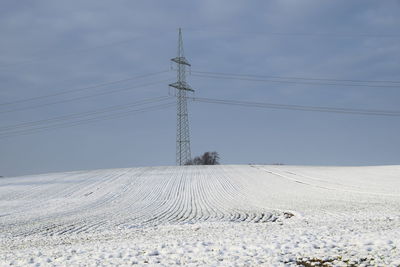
[185,151,220,165]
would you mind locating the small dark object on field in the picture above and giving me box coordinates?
[283,212,295,218]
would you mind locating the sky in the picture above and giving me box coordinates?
[0,0,399,176]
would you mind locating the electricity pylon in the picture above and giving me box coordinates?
[169,28,194,166]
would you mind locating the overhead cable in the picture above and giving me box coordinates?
[185,28,400,39]
[0,79,173,114]
[191,73,400,89]
[190,97,400,117]
[0,70,169,107]
[0,96,173,132]
[0,102,175,139]
[191,70,400,84]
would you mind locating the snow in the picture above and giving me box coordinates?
[1,165,400,266]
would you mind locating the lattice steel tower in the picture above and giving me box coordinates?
[169,28,194,165]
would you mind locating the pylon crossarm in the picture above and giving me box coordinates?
[169,82,194,92]
[171,57,191,66]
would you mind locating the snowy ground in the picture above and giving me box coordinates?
[1,165,399,266]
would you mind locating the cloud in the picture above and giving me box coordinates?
[0,0,399,176]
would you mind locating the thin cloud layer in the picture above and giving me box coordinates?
[0,0,399,176]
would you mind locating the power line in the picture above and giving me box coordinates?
[191,73,400,89]
[0,35,146,70]
[0,96,172,132]
[0,79,173,115]
[185,28,400,39]
[0,102,176,139]
[191,70,400,84]
[0,70,169,107]
[191,97,400,117]
[2,91,396,139]
[3,28,398,70]
[0,30,176,70]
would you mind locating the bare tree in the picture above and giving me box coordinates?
[185,151,220,165]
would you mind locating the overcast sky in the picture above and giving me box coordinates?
[1,0,399,176]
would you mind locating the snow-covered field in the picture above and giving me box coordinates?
[1,165,399,266]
